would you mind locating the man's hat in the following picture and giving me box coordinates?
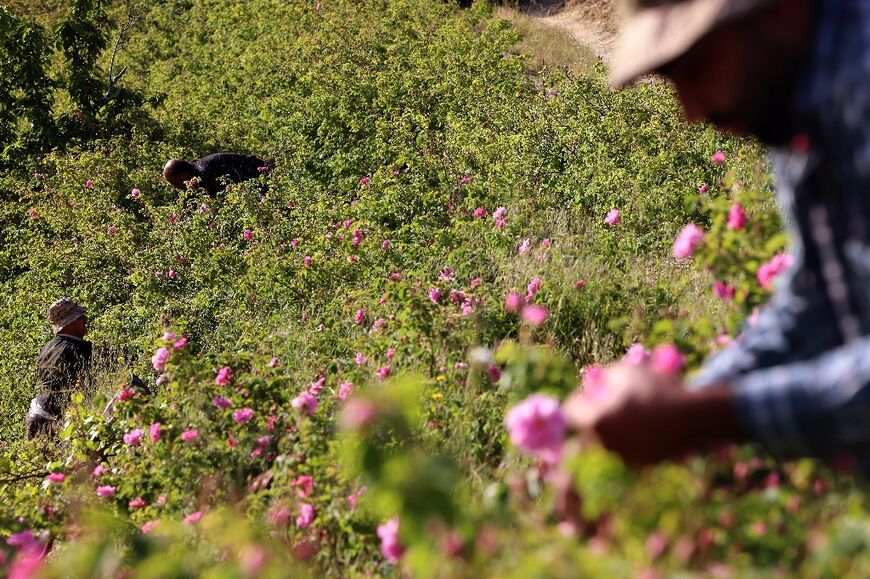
[610,0,775,88]
[48,298,87,333]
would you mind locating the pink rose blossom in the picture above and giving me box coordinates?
[727,203,746,230]
[47,473,65,484]
[381,239,390,251]
[525,277,542,302]
[354,308,365,325]
[521,305,548,327]
[152,347,169,371]
[519,239,531,255]
[494,219,506,229]
[673,224,704,259]
[215,366,233,386]
[167,269,177,279]
[505,394,566,464]
[7,530,38,549]
[131,188,141,198]
[85,179,94,189]
[309,376,326,396]
[181,429,199,442]
[604,209,621,225]
[184,511,203,525]
[341,398,378,430]
[359,176,371,186]
[492,207,506,220]
[149,422,162,443]
[27,209,38,218]
[243,229,253,240]
[92,465,107,478]
[376,365,391,381]
[268,357,280,368]
[386,347,396,361]
[757,253,794,289]
[713,281,736,301]
[140,521,160,534]
[623,343,650,365]
[470,277,482,288]
[303,255,312,266]
[574,279,585,289]
[711,150,726,165]
[698,183,709,194]
[473,207,486,218]
[377,516,404,564]
[129,497,146,510]
[338,381,354,400]
[172,336,187,349]
[292,391,318,416]
[651,344,685,375]
[96,485,116,498]
[541,239,551,249]
[354,352,368,365]
[348,486,367,510]
[107,226,118,234]
[124,428,143,446]
[233,408,254,424]
[488,364,501,382]
[267,506,291,526]
[459,176,472,185]
[292,475,314,498]
[212,396,232,409]
[168,214,178,224]
[429,288,442,303]
[296,503,315,527]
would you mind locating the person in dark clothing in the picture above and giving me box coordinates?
[26,298,93,439]
[162,152,269,195]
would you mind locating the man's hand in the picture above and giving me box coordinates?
[562,363,741,466]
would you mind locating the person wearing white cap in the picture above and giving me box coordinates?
[25,298,93,439]
[565,0,870,474]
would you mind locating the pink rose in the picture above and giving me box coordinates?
[381,239,390,251]
[96,485,116,498]
[292,475,314,498]
[340,399,378,430]
[85,179,94,189]
[296,503,315,527]
[386,347,396,361]
[149,422,162,443]
[525,277,542,303]
[713,281,736,301]
[338,381,354,400]
[172,337,187,349]
[292,391,318,416]
[673,224,704,259]
[727,203,746,230]
[232,407,254,424]
[215,366,233,386]
[129,497,146,510]
[107,226,118,234]
[581,365,608,401]
[698,183,709,193]
[518,239,531,255]
[376,365,391,381]
[651,344,685,375]
[494,219,506,229]
[623,343,650,365]
[47,473,66,484]
[140,521,160,534]
[504,394,566,464]
[756,253,794,289]
[521,305,548,327]
[354,308,365,325]
[377,516,405,564]
[180,429,199,442]
[711,150,726,165]
[131,188,141,198]
[429,288,442,304]
[212,396,232,409]
[152,347,169,371]
[354,352,368,365]
[472,207,486,218]
[604,209,621,225]
[27,209,38,218]
[492,207,506,220]
[92,465,107,478]
[124,428,143,446]
[243,229,253,240]
[303,255,312,266]
[184,511,203,525]
[359,176,371,186]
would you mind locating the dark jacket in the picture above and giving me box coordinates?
[192,153,267,194]
[27,335,92,438]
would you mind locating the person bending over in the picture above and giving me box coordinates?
[163,152,268,195]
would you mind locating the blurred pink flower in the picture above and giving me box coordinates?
[348,486,367,510]
[292,475,314,498]
[713,281,736,301]
[309,376,326,396]
[184,511,203,525]
[459,176,472,185]
[338,381,354,400]
[243,229,253,240]
[215,366,233,386]
[488,364,501,382]
[267,506,291,526]
[168,214,178,224]
[505,394,566,464]
[96,485,116,497]
[494,219,506,229]
[107,226,118,234]
[673,224,704,259]
[651,344,685,374]
[296,503,315,527]
[757,253,794,289]
[92,465,107,478]
[47,473,65,484]
[341,399,378,430]
[292,391,318,415]
[303,255,312,266]
[470,277,482,287]
[519,239,531,255]
[727,203,746,230]
[605,209,621,225]
[429,288,442,303]
[233,408,254,424]
[354,308,365,325]
[623,343,650,365]
[27,209,38,218]
[492,207,506,220]
[359,176,371,186]
[355,352,368,365]
[129,498,146,510]
[212,396,232,409]
[711,150,726,165]
[698,183,709,193]
[381,239,390,251]
[140,521,159,534]
[268,357,280,368]
[541,239,551,249]
[131,188,141,198]
[575,279,585,289]
[172,337,187,349]
[8,544,44,578]
[181,429,199,442]
[386,347,396,360]
[521,305,548,326]
[167,270,177,279]
[582,365,608,401]
[85,179,94,189]
[149,422,162,443]
[124,428,143,446]
[152,347,169,371]
[473,207,486,218]
[377,516,404,564]
[352,229,363,247]
[525,277,542,303]
[376,365,391,381]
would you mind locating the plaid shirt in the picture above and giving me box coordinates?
[691,0,870,472]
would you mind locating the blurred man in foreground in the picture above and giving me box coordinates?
[26,299,93,439]
[565,0,870,473]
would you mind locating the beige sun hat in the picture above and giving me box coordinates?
[48,298,87,333]
[610,0,776,89]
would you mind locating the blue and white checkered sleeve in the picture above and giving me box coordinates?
[728,337,870,460]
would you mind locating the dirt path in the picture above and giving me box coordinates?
[521,0,618,63]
